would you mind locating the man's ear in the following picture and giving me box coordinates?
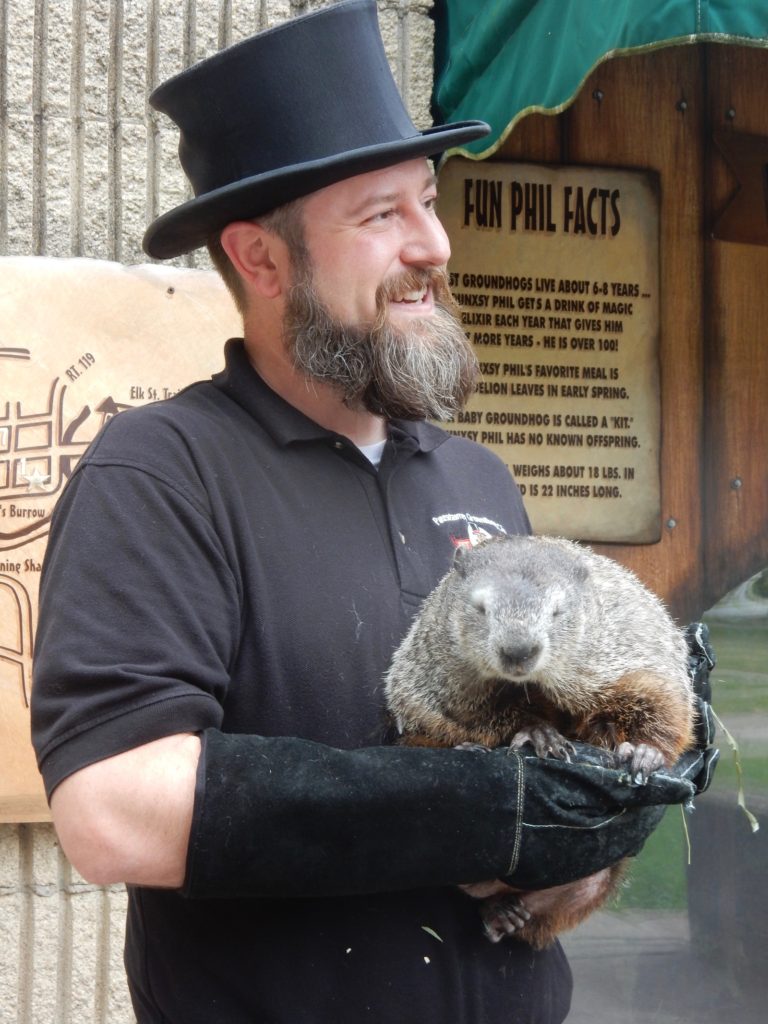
[220,221,288,299]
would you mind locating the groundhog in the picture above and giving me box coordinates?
[384,534,695,949]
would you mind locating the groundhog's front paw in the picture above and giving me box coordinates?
[616,741,665,783]
[511,723,575,761]
[479,893,532,943]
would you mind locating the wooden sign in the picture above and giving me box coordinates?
[437,159,661,543]
[0,257,240,821]
[712,129,768,246]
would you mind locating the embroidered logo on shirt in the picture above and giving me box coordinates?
[431,512,507,549]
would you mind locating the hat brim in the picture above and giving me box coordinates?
[143,121,489,259]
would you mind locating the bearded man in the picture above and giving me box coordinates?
[31,4,712,1023]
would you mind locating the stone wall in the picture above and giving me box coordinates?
[0,3,436,1020]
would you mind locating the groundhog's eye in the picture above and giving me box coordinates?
[552,605,564,618]
[469,588,488,615]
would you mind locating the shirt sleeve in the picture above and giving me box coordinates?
[31,449,239,799]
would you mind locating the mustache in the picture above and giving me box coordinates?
[374,267,460,323]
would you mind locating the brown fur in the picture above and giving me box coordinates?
[385,535,694,948]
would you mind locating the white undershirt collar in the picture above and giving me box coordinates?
[358,439,387,467]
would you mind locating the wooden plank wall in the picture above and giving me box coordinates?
[497,43,768,623]
[703,45,768,614]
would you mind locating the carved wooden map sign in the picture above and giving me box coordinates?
[0,257,240,820]
[437,159,661,543]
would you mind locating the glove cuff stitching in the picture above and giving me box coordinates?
[505,749,524,875]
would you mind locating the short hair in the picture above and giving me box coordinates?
[206,195,308,316]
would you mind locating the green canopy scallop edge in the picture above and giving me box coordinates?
[433,0,768,161]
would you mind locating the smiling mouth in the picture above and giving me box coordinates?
[390,287,430,307]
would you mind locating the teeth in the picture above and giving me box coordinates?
[394,289,426,303]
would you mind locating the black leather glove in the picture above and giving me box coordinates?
[502,740,708,889]
[182,624,720,901]
[182,728,698,900]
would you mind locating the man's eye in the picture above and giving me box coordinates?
[367,208,396,223]
[423,195,438,211]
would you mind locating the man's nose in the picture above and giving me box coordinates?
[400,209,452,268]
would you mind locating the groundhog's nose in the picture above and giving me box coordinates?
[498,642,542,674]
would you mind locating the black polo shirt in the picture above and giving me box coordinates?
[32,339,571,1024]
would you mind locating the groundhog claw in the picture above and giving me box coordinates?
[616,740,665,783]
[480,894,532,943]
[511,724,575,762]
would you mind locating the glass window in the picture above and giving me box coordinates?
[562,569,767,1023]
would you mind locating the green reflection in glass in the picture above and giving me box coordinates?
[612,570,767,912]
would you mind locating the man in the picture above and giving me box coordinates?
[31,3,714,1022]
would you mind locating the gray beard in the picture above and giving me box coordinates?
[283,267,478,421]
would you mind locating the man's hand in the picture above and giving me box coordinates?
[500,740,700,889]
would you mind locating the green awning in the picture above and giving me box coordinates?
[433,0,768,159]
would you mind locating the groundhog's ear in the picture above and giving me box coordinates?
[452,545,472,577]
[572,560,590,585]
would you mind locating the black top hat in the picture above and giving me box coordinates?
[142,0,488,259]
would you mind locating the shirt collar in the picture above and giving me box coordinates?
[213,338,449,454]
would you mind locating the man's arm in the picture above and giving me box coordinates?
[49,727,706,898]
[48,621,718,897]
[50,733,200,888]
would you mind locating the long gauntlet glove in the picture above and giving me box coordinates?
[182,730,699,900]
[183,620,718,901]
